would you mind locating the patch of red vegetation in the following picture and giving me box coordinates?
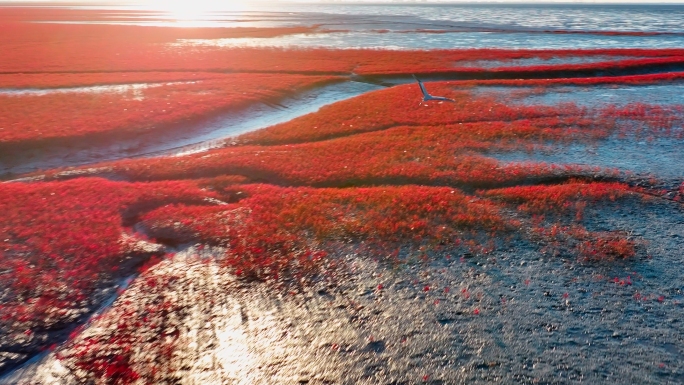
[0,74,341,146]
[82,121,595,187]
[480,181,632,216]
[0,13,326,73]
[49,78,684,192]
[0,7,165,23]
[0,9,677,378]
[531,223,637,260]
[602,103,684,139]
[240,81,684,148]
[1,8,683,83]
[391,28,672,37]
[0,17,316,44]
[238,84,593,145]
[482,181,638,260]
[448,55,684,77]
[36,78,667,272]
[0,178,214,335]
[59,267,187,385]
[352,49,684,76]
[140,184,509,278]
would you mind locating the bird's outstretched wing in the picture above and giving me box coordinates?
[428,96,455,102]
[412,74,429,98]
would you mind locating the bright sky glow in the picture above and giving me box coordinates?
[5,0,684,3]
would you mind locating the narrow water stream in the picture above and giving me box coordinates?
[0,81,383,178]
[0,274,137,383]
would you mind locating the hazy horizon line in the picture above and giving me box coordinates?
[5,0,684,3]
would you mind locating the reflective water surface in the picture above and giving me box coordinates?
[0,81,382,177]
[36,3,684,50]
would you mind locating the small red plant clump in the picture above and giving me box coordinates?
[530,223,636,260]
[576,234,636,260]
[483,181,637,260]
[481,181,632,216]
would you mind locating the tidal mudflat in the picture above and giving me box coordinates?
[1,4,684,385]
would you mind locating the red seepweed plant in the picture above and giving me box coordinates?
[480,180,632,216]
[481,181,639,260]
[0,178,217,342]
[140,184,510,279]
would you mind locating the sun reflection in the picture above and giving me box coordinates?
[144,0,251,22]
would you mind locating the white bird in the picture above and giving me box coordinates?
[413,74,454,104]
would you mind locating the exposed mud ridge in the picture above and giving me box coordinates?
[30,162,622,194]
[356,62,684,84]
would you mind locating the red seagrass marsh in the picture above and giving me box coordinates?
[1,3,684,385]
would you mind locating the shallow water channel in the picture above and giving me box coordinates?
[0,80,383,178]
[473,83,684,107]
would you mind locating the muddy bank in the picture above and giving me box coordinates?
[0,81,382,179]
[353,62,684,86]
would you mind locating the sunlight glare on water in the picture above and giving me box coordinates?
[174,30,684,50]
[51,3,684,49]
